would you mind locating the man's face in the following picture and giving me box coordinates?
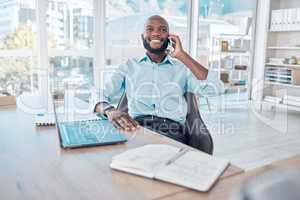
[142,18,169,54]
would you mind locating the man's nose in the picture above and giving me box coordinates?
[151,30,161,37]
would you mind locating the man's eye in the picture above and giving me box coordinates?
[146,28,153,32]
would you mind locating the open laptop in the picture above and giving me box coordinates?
[53,101,127,149]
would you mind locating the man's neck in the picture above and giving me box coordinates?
[146,52,167,63]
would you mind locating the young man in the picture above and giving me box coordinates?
[95,15,208,144]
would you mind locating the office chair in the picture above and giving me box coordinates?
[116,92,214,155]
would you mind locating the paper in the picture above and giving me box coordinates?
[156,151,229,191]
[111,144,179,177]
[111,144,229,191]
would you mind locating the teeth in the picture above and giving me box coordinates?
[150,40,161,43]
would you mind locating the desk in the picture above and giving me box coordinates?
[0,106,242,200]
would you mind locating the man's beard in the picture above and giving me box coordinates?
[142,37,169,55]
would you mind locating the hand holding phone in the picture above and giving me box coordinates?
[166,38,175,54]
[167,34,184,59]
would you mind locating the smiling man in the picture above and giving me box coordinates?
[94,15,208,144]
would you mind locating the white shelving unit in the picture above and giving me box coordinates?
[211,34,251,93]
[262,0,300,112]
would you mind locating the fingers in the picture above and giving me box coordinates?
[118,117,132,131]
[126,116,139,128]
[168,34,182,51]
[111,117,128,131]
[123,116,139,131]
[107,110,139,132]
[168,34,180,42]
[169,36,177,45]
[111,120,122,129]
[116,115,138,132]
[168,33,178,37]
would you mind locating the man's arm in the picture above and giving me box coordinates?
[94,65,138,131]
[168,34,208,80]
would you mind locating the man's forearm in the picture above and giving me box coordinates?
[177,51,208,80]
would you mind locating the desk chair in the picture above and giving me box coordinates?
[117,92,214,155]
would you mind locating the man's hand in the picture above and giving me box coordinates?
[106,108,139,132]
[167,34,186,59]
[168,34,208,80]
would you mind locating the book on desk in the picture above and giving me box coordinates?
[110,144,229,192]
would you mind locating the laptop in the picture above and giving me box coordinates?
[53,101,127,149]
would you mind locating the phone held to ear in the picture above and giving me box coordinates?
[166,38,174,54]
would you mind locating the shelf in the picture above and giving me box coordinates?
[261,100,300,112]
[198,18,231,25]
[265,74,291,78]
[267,46,300,50]
[264,81,300,89]
[265,63,300,69]
[269,30,300,33]
[216,51,250,56]
[210,68,247,72]
[213,34,251,40]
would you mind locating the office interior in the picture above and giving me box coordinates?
[1,0,300,199]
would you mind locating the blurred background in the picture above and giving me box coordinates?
[0,0,255,104]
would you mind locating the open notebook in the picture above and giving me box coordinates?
[110,144,229,192]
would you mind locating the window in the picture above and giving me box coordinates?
[47,0,94,94]
[47,0,94,50]
[0,0,37,96]
[197,0,256,102]
[2,0,257,104]
[49,56,93,90]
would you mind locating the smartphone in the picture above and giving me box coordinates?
[166,38,174,53]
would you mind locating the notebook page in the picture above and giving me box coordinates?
[111,144,179,178]
[155,150,229,192]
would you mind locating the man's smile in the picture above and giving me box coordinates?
[148,38,167,49]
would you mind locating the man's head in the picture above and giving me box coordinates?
[142,15,170,55]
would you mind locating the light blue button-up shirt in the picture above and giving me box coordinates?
[99,54,204,124]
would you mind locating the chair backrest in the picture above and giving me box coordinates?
[117,92,129,113]
[117,92,214,154]
[184,92,214,154]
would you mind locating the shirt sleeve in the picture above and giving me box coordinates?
[186,69,207,95]
[97,62,128,104]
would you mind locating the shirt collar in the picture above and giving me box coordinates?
[138,54,174,65]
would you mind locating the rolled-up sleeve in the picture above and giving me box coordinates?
[186,69,207,95]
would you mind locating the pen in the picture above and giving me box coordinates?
[165,147,189,166]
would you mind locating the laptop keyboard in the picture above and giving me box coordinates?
[64,120,106,144]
